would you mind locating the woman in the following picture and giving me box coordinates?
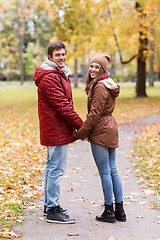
[75,53,126,223]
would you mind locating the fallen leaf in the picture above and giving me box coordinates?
[136,215,143,218]
[125,155,132,159]
[38,217,45,220]
[88,210,93,214]
[71,182,80,186]
[143,189,155,195]
[0,228,17,239]
[139,202,147,205]
[145,205,152,209]
[106,237,116,240]
[124,202,132,205]
[96,223,100,226]
[67,233,79,236]
[124,196,132,199]
[28,206,36,210]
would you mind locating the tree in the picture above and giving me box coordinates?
[0,0,54,83]
[93,0,160,97]
[98,0,147,96]
[49,0,95,87]
[0,0,19,80]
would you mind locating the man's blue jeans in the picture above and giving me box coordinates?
[44,145,67,211]
[91,143,123,205]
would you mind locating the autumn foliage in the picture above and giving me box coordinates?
[134,123,160,195]
[0,85,160,238]
[0,87,46,237]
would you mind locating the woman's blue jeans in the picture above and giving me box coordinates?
[44,145,67,211]
[91,143,123,205]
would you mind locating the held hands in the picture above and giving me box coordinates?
[81,137,87,141]
[75,127,88,141]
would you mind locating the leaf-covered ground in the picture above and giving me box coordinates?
[133,123,160,196]
[0,87,46,238]
[0,84,160,238]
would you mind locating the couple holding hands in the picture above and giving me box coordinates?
[34,40,126,224]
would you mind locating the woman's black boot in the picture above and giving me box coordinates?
[115,201,126,222]
[96,204,116,223]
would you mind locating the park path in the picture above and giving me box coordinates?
[14,114,160,240]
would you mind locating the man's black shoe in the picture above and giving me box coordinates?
[46,206,75,224]
[43,205,67,216]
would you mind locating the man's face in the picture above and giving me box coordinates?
[49,48,66,68]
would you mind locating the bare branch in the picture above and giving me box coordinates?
[107,8,138,65]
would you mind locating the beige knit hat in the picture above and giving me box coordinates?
[90,53,110,72]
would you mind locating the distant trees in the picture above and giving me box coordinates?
[0,0,54,83]
[49,0,95,87]
[0,0,159,97]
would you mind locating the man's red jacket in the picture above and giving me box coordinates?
[34,66,83,146]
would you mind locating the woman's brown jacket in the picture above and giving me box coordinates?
[75,78,120,148]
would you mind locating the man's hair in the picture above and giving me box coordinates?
[48,40,66,58]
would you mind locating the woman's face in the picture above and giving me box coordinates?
[89,62,101,79]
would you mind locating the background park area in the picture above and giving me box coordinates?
[0,0,160,239]
[0,82,160,239]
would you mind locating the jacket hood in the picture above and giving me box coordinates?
[99,77,120,98]
[34,67,64,86]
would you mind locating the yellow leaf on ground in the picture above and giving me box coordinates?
[106,237,116,240]
[136,215,143,218]
[67,233,79,236]
[0,228,17,239]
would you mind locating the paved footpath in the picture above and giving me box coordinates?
[14,115,160,240]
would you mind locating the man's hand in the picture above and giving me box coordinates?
[81,137,87,141]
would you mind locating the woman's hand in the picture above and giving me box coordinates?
[75,127,89,140]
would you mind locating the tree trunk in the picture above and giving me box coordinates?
[136,29,148,97]
[7,74,10,82]
[158,71,160,81]
[148,28,155,86]
[74,58,78,88]
[19,33,24,85]
[148,52,154,86]
[136,55,147,97]
[16,0,25,85]
[135,2,148,97]
[136,36,147,97]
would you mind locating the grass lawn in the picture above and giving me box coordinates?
[73,84,160,123]
[0,83,160,233]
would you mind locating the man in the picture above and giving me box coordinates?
[34,40,83,224]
